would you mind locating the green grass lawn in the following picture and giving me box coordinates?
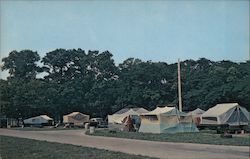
[0,135,154,159]
[88,129,250,146]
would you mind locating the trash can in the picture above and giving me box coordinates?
[89,126,95,134]
[85,123,89,130]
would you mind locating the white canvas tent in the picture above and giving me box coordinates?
[23,115,53,126]
[108,108,148,124]
[63,112,90,126]
[201,103,250,126]
[139,106,198,134]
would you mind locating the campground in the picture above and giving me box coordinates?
[0,129,249,159]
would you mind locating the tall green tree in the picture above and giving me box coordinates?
[1,49,250,120]
[1,50,41,80]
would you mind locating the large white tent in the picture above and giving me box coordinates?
[63,112,90,126]
[23,115,54,126]
[139,106,198,134]
[108,108,148,124]
[201,103,250,126]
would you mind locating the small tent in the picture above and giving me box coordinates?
[187,108,205,125]
[201,103,250,126]
[108,108,148,124]
[23,115,53,126]
[139,106,198,134]
[63,112,90,126]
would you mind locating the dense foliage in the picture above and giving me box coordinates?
[1,49,249,120]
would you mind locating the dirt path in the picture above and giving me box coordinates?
[0,129,249,159]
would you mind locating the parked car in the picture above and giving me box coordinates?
[90,118,108,128]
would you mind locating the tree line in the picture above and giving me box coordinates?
[1,49,249,121]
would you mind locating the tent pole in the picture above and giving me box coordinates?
[178,59,182,112]
[176,106,180,121]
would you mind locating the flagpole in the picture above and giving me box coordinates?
[178,59,182,112]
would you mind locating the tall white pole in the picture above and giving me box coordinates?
[178,59,182,112]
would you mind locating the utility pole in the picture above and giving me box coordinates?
[178,59,182,112]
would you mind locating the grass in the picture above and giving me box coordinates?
[0,135,154,159]
[87,129,250,146]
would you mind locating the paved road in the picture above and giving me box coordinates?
[0,129,249,159]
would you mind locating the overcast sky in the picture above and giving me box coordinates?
[0,0,249,79]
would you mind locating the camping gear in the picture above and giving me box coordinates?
[187,108,205,125]
[220,133,232,138]
[139,106,199,134]
[201,103,250,126]
[122,116,135,132]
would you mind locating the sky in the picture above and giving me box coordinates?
[0,0,249,79]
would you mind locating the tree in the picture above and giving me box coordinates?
[42,49,81,83]
[117,59,175,110]
[0,80,10,116]
[1,49,250,121]
[1,50,41,80]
